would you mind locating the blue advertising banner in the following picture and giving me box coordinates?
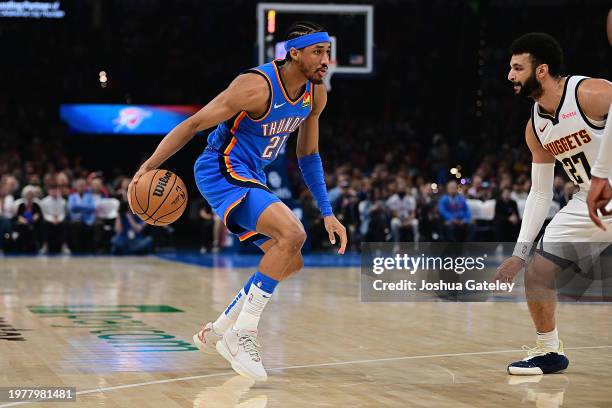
[60,104,201,135]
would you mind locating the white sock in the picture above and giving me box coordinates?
[537,328,560,351]
[234,284,272,331]
[212,288,246,334]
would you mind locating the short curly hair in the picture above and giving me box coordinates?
[510,32,564,77]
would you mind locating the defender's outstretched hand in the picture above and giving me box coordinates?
[324,215,347,255]
[587,175,612,231]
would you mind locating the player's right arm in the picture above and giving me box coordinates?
[494,119,555,283]
[127,74,269,212]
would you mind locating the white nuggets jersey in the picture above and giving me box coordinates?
[532,75,606,192]
[531,75,611,261]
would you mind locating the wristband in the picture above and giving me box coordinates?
[298,153,333,216]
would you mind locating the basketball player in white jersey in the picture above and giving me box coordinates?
[493,32,612,375]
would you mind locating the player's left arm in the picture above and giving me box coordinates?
[296,83,327,157]
[296,83,347,254]
[579,78,612,229]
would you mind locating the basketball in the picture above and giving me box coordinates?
[130,169,188,226]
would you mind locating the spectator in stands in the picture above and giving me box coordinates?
[2,175,19,203]
[513,178,531,202]
[415,183,439,241]
[334,179,360,250]
[499,173,513,191]
[438,180,474,242]
[13,185,42,253]
[328,173,350,210]
[88,173,110,197]
[387,178,418,243]
[0,181,14,252]
[89,175,110,252]
[467,175,484,200]
[89,176,107,201]
[56,172,71,199]
[39,185,69,254]
[111,202,153,255]
[358,186,389,243]
[68,178,96,252]
[429,134,451,185]
[27,173,41,188]
[494,187,520,242]
[114,177,131,200]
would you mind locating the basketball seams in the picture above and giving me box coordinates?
[130,186,145,214]
[144,169,162,213]
[154,191,187,220]
[152,196,187,225]
[144,172,178,222]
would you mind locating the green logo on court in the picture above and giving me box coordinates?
[28,305,183,314]
[28,305,197,352]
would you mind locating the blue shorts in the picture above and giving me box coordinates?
[194,149,279,247]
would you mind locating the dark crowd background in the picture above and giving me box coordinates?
[0,0,610,254]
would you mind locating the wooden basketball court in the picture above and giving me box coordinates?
[1,256,611,407]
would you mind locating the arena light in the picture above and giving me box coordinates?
[450,167,458,175]
[267,10,276,34]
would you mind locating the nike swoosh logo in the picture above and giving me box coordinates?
[539,123,549,132]
[225,337,239,357]
[274,102,286,109]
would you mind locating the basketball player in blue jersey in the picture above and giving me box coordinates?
[493,33,612,375]
[127,22,347,381]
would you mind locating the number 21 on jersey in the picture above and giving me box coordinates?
[262,135,288,160]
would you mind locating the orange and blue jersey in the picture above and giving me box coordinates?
[194,60,315,245]
[206,60,314,177]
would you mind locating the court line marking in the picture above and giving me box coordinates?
[1,344,610,407]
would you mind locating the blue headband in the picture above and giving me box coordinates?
[284,32,330,52]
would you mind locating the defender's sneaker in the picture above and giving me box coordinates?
[193,322,223,354]
[508,341,569,375]
[216,328,267,382]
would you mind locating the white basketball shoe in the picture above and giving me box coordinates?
[216,328,267,382]
[193,322,223,354]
